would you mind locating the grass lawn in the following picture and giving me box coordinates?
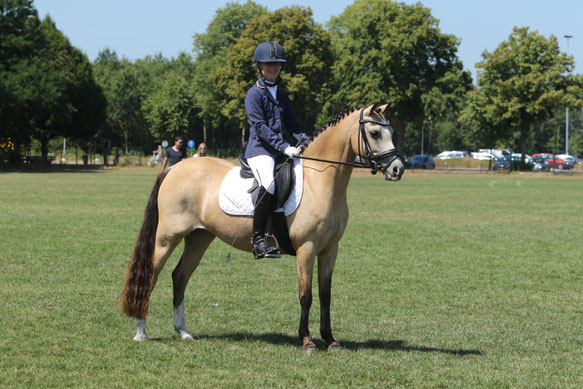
[1,168,582,388]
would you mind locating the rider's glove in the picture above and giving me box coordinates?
[284,146,301,158]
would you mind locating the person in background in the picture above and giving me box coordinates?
[194,143,208,157]
[244,41,310,259]
[161,136,186,170]
[155,145,163,163]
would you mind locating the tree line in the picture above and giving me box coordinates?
[2,0,582,165]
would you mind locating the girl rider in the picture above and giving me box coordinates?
[244,41,310,259]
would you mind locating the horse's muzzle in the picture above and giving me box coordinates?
[383,160,405,181]
[374,150,405,182]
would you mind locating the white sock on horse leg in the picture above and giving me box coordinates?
[134,318,148,341]
[173,300,193,340]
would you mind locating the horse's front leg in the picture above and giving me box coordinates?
[318,242,341,351]
[296,243,316,354]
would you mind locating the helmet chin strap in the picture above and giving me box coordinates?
[262,76,278,87]
[259,72,279,87]
[257,64,283,86]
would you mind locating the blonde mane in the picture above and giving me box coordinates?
[312,106,362,140]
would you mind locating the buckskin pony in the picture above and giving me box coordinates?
[121,103,405,353]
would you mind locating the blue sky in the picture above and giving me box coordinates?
[33,0,582,83]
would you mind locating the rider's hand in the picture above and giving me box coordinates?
[284,146,301,158]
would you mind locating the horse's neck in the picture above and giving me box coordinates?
[304,116,357,194]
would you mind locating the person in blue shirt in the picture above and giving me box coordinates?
[161,136,187,171]
[244,41,310,259]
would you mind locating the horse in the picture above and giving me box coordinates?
[120,103,405,353]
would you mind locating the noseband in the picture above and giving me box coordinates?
[295,106,403,175]
[357,107,403,175]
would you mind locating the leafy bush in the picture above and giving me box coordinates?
[512,161,533,171]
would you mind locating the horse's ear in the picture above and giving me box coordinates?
[378,103,391,115]
[366,102,381,117]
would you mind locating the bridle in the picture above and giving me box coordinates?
[297,106,403,175]
[356,106,403,174]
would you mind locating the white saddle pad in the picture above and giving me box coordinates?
[219,159,303,216]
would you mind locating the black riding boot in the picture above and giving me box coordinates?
[251,187,281,259]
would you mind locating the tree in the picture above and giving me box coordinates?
[106,62,146,153]
[220,5,334,142]
[0,0,42,150]
[94,52,149,153]
[192,1,267,149]
[535,107,583,157]
[27,16,105,161]
[142,62,197,142]
[1,2,105,162]
[464,26,583,158]
[327,0,472,151]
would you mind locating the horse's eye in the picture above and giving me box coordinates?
[370,129,382,140]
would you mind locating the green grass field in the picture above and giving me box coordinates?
[1,168,582,388]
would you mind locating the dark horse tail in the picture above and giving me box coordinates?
[121,170,168,319]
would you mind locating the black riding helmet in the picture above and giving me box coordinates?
[254,41,286,86]
[253,41,286,63]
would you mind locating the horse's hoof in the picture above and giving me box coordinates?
[302,337,317,355]
[133,334,148,342]
[175,329,194,340]
[327,341,342,351]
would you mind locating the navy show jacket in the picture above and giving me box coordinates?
[244,77,308,159]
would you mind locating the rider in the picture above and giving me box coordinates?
[244,41,310,259]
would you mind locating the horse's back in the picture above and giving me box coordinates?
[157,157,252,249]
[158,157,232,221]
[163,156,234,188]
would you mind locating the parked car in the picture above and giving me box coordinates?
[532,155,551,171]
[511,153,533,165]
[531,153,572,170]
[556,154,581,165]
[407,154,435,169]
[492,156,512,170]
[435,151,470,160]
[492,154,533,170]
[471,151,499,161]
[479,148,512,159]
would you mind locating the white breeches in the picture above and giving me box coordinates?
[247,154,276,194]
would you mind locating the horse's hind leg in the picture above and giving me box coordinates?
[172,229,215,339]
[133,230,184,341]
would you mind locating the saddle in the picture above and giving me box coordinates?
[238,154,295,209]
[238,153,296,256]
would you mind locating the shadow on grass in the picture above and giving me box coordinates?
[340,339,483,356]
[0,165,105,173]
[151,332,482,356]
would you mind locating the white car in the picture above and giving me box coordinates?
[556,154,581,165]
[471,151,498,160]
[479,148,511,159]
[435,151,468,160]
[511,153,533,164]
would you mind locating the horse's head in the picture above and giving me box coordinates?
[353,103,405,181]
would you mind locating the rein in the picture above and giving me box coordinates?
[295,155,366,168]
[297,107,402,175]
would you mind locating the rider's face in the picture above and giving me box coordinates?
[259,62,282,83]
